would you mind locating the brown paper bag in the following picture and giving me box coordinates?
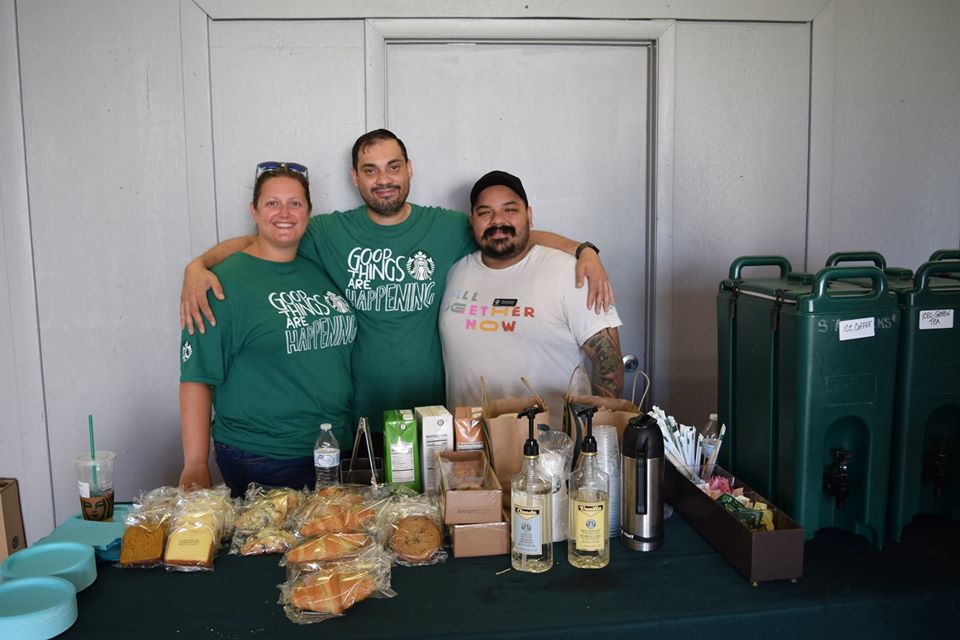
[563,366,649,463]
[480,377,550,492]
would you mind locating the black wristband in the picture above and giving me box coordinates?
[575,241,599,260]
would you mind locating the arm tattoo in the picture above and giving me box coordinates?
[582,327,624,398]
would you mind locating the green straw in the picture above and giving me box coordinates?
[88,414,98,493]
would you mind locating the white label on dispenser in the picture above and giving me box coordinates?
[919,309,954,330]
[838,317,875,341]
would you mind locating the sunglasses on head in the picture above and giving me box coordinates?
[255,161,309,180]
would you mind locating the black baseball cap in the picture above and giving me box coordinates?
[469,170,528,208]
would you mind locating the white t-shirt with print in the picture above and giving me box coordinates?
[439,245,622,429]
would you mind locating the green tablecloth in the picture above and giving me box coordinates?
[61,513,957,639]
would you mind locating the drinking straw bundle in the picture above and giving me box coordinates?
[648,406,726,484]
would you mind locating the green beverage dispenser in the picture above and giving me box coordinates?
[775,267,900,549]
[717,257,865,501]
[887,260,960,541]
[716,256,798,482]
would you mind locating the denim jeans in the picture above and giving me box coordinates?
[213,441,315,498]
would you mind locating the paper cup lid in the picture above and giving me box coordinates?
[0,576,78,639]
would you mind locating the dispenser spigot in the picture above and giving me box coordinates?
[922,437,950,496]
[823,448,853,510]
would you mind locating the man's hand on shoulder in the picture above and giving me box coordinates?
[575,247,615,314]
[180,259,224,335]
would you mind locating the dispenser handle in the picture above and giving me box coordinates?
[824,250,887,270]
[929,249,960,261]
[635,451,648,516]
[727,255,792,280]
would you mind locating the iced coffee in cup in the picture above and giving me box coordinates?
[74,451,116,521]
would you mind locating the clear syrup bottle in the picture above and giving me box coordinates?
[568,406,610,568]
[511,406,553,573]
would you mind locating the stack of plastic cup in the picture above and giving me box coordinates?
[594,425,621,538]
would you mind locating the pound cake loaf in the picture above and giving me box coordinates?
[119,524,166,568]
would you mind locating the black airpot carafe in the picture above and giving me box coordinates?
[620,414,664,551]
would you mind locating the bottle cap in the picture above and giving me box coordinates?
[321,423,332,431]
[709,413,718,421]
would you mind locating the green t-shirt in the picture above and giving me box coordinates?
[298,204,475,430]
[179,253,357,457]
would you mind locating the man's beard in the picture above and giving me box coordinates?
[479,224,529,260]
[363,184,407,217]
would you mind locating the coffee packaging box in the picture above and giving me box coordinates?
[416,405,454,495]
[0,478,26,560]
[384,409,421,492]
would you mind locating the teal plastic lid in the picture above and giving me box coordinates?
[0,576,78,639]
[0,542,96,592]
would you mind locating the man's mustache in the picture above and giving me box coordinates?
[483,225,516,239]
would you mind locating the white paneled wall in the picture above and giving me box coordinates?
[670,21,811,426]
[15,0,191,528]
[807,0,960,267]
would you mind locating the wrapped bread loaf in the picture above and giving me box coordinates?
[284,532,374,566]
[119,523,166,568]
[163,485,235,571]
[289,485,388,536]
[280,554,396,624]
[291,570,377,614]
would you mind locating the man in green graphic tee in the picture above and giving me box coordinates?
[180,130,613,432]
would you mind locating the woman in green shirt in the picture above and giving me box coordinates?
[178,164,357,497]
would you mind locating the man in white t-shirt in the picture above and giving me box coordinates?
[439,171,624,427]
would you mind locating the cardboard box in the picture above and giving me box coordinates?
[1,478,26,560]
[438,451,503,524]
[416,405,454,495]
[664,463,804,584]
[450,510,509,558]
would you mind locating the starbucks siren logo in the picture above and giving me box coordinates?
[406,250,435,281]
[324,291,351,313]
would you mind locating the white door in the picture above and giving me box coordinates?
[385,40,650,396]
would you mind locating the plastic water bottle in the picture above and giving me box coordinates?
[701,413,720,469]
[314,423,341,487]
[703,413,719,439]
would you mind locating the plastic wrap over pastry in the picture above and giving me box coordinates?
[381,490,446,567]
[234,484,303,531]
[118,486,180,569]
[129,486,180,527]
[437,455,486,490]
[229,485,303,555]
[279,553,395,624]
[288,484,390,536]
[281,531,379,570]
[163,485,236,572]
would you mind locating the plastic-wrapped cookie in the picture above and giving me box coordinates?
[389,515,442,563]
